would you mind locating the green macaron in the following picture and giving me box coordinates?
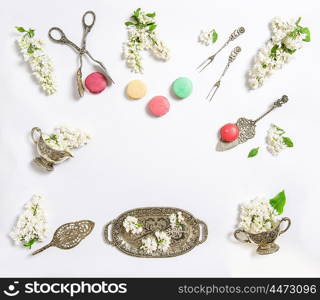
[172,77,193,99]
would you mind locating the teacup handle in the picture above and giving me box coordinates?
[234,229,251,243]
[279,217,291,235]
[31,127,42,144]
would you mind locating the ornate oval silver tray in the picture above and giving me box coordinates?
[104,207,208,258]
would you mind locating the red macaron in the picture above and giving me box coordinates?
[220,123,239,142]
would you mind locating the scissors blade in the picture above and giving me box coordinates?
[216,139,240,152]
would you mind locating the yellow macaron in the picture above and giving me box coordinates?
[126,80,147,99]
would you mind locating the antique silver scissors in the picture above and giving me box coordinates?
[197,27,245,72]
[48,11,114,97]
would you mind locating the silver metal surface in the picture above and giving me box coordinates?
[104,207,208,258]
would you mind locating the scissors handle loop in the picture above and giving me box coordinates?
[48,27,81,52]
[48,27,68,43]
[82,11,96,31]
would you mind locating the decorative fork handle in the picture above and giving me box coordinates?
[273,95,289,107]
[209,27,245,59]
[228,27,245,41]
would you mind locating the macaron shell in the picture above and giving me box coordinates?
[85,72,108,94]
[126,80,147,99]
[172,77,193,99]
[148,96,170,117]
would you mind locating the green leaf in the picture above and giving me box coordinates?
[148,24,157,32]
[133,8,141,17]
[269,190,286,215]
[281,43,296,54]
[270,44,279,59]
[146,12,156,18]
[248,147,259,158]
[131,15,139,24]
[300,27,311,42]
[23,238,38,249]
[125,21,134,26]
[211,30,218,43]
[295,17,302,26]
[27,29,35,38]
[282,136,294,147]
[27,45,34,54]
[274,125,284,132]
[16,26,26,32]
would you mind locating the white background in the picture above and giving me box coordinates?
[1,0,319,277]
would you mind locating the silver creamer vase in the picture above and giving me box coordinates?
[31,127,73,171]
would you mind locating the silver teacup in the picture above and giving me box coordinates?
[234,217,291,255]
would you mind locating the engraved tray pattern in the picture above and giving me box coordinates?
[104,207,208,258]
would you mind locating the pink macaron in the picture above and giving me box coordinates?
[85,72,108,94]
[148,96,170,117]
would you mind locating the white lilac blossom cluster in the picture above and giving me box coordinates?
[123,8,170,73]
[123,216,143,235]
[239,196,280,234]
[140,236,157,254]
[16,27,57,95]
[43,126,90,152]
[169,211,184,228]
[198,29,218,46]
[248,17,310,89]
[10,194,48,249]
[140,231,171,254]
[266,124,293,156]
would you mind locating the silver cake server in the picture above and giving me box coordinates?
[217,95,289,151]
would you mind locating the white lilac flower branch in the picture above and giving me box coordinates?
[266,124,293,156]
[42,126,90,152]
[248,124,293,158]
[169,211,184,228]
[16,27,57,95]
[140,231,171,254]
[123,216,143,235]
[248,17,310,89]
[198,29,218,46]
[10,194,48,249]
[239,191,286,234]
[123,8,170,73]
[123,212,184,254]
